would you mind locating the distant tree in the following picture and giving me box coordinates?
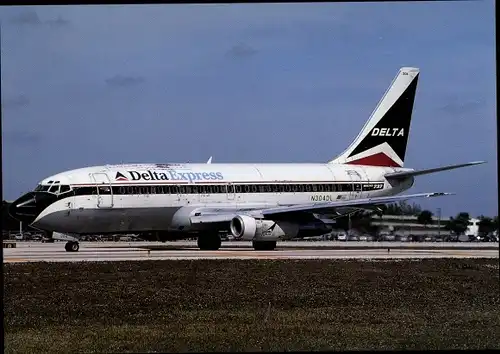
[493,216,499,231]
[417,210,434,229]
[477,216,496,240]
[401,201,422,216]
[335,211,379,235]
[445,212,470,236]
[384,204,396,215]
[379,201,422,216]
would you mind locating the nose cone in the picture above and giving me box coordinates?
[9,192,58,225]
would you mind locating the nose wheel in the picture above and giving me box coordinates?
[65,241,80,252]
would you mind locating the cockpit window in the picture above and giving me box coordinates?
[35,185,51,192]
[34,184,72,194]
[48,185,60,194]
[60,185,70,193]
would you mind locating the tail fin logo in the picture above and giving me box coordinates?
[115,172,128,181]
[346,71,419,165]
[371,128,404,137]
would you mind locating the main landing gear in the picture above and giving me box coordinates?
[197,234,277,251]
[65,241,80,252]
[252,241,276,251]
[197,233,222,251]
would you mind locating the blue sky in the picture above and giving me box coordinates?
[1,2,496,218]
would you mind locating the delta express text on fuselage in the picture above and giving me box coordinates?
[120,169,225,183]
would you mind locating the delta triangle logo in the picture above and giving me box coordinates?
[115,172,129,181]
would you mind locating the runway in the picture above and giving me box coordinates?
[3,241,498,263]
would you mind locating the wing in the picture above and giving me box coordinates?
[190,192,453,225]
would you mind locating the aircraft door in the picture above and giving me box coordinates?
[61,185,77,212]
[90,173,114,208]
[346,169,363,199]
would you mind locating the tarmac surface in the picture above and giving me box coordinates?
[3,241,498,263]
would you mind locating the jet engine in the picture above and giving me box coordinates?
[229,215,299,241]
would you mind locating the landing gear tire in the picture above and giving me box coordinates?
[65,241,79,252]
[253,240,277,251]
[197,233,222,251]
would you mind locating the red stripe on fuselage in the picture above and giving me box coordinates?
[346,152,401,167]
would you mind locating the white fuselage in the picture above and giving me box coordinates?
[27,163,414,235]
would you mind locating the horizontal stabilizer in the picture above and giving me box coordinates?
[385,161,486,180]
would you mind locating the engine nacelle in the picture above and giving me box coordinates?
[229,215,299,241]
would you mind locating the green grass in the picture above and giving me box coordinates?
[4,259,500,353]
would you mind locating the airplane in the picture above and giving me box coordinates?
[9,67,485,252]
